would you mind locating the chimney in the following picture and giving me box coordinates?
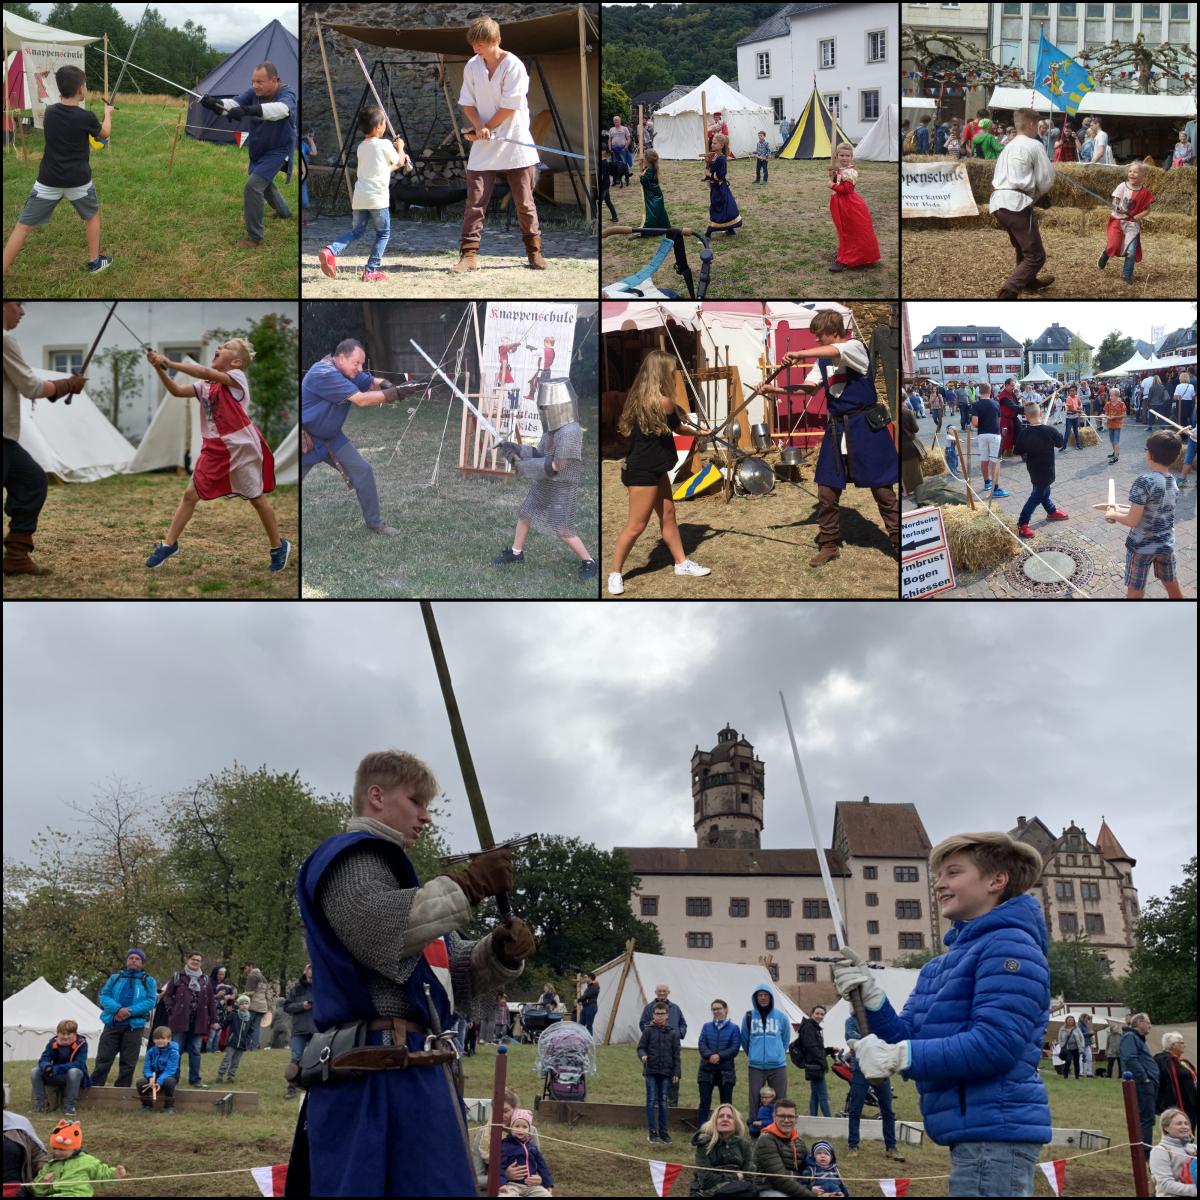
[862,795,870,805]
[1017,816,1026,827]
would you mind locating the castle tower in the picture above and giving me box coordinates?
[692,724,764,849]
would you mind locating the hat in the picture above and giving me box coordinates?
[126,949,145,963]
[812,1139,835,1158]
[979,119,993,130]
[50,1119,82,1152]
[237,993,251,1005]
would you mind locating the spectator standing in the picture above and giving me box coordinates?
[915,115,932,154]
[240,960,269,1050]
[639,1002,681,1146]
[1078,1013,1095,1077]
[494,991,511,1043]
[1174,372,1195,428]
[283,963,315,1100]
[92,950,157,1089]
[845,1010,906,1163]
[1108,1014,1135,1077]
[695,999,740,1128]
[740,986,791,1108]
[578,972,600,1036]
[608,116,632,169]
[640,984,688,1106]
[1123,1013,1162,1159]
[162,951,219,1088]
[1155,1033,1197,1129]
[208,966,235,1052]
[792,1004,834,1118]
[1058,1015,1085,1080]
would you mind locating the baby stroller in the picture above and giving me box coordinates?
[519,1003,565,1045]
[831,1048,882,1118]
[534,1021,596,1105]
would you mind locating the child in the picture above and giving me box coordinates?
[143,342,289,573]
[216,995,254,1084]
[28,1119,127,1197]
[1061,384,1083,450]
[1104,429,1183,598]
[1014,400,1068,537]
[830,831,1051,1198]
[136,1026,179,1114]
[1103,385,1127,463]
[638,1001,681,1145]
[752,130,770,184]
[748,1085,775,1139]
[1149,1109,1196,1198]
[827,143,880,272]
[31,1020,91,1119]
[971,118,1002,160]
[600,136,619,221]
[2,65,113,275]
[496,1115,555,1197]
[703,134,741,237]
[638,149,669,230]
[317,106,408,282]
[782,310,899,565]
[800,1139,849,1197]
[608,348,712,595]
[1099,161,1154,285]
[455,16,546,271]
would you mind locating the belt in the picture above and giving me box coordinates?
[332,1016,455,1072]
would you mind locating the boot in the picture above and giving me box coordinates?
[3,530,51,575]
[451,244,479,273]
[809,545,841,567]
[523,234,548,270]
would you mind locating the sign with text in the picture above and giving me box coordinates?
[901,161,977,219]
[902,546,956,599]
[901,505,948,561]
[17,42,86,130]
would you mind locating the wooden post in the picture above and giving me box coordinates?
[602,939,636,1046]
[638,103,644,164]
[314,15,354,207]
[16,109,29,162]
[103,33,109,102]
[167,108,184,174]
[487,1043,508,1198]
[438,55,467,161]
[577,4,593,220]
[949,427,973,510]
[700,89,708,158]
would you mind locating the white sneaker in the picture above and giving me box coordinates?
[607,572,624,595]
[674,559,711,577]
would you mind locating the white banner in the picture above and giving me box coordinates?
[19,43,86,129]
[901,160,977,219]
[481,302,576,442]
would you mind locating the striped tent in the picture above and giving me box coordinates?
[777,80,850,160]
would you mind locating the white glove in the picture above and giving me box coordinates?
[853,1033,909,1079]
[830,945,886,1010]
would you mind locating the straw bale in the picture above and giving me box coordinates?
[920,445,948,476]
[942,505,1021,573]
[1080,424,1099,447]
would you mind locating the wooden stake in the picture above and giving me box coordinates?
[949,428,973,510]
[701,90,708,158]
[638,103,644,162]
[577,4,593,220]
[314,15,353,207]
[167,108,183,174]
[437,55,466,161]
[104,33,109,102]
[602,938,636,1046]
[16,110,28,162]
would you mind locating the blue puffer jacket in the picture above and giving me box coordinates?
[98,968,157,1030]
[866,893,1051,1146]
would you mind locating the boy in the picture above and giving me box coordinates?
[496,1115,555,1197]
[1104,430,1183,598]
[1103,385,1127,464]
[1015,401,1068,538]
[1099,160,1154,285]
[216,995,254,1084]
[830,832,1050,1197]
[28,1119,127,1196]
[136,1026,179,1114]
[748,1084,775,1139]
[317,106,409,282]
[990,108,1055,299]
[31,1019,90,1119]
[753,131,770,184]
[638,1001,680,1145]
[970,382,1008,497]
[800,1139,849,1197]
[3,65,112,275]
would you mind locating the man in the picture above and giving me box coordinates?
[915,114,932,154]
[240,960,269,1051]
[578,971,600,1035]
[92,951,157,1089]
[300,339,421,537]
[639,983,687,1106]
[200,61,297,249]
[1121,1013,1160,1160]
[284,749,534,1196]
[956,380,972,431]
[990,108,1055,299]
[751,1097,810,1197]
[162,951,219,1088]
[844,1008,906,1164]
[283,964,315,1100]
[1146,373,1170,428]
[608,114,632,169]
[3,300,86,575]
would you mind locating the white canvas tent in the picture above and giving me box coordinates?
[821,967,921,1048]
[19,369,136,482]
[854,102,898,161]
[1099,350,1155,376]
[273,424,298,485]
[3,11,98,128]
[652,74,772,160]
[1020,364,1055,383]
[987,86,1195,121]
[592,949,806,1048]
[123,358,204,475]
[3,977,103,1063]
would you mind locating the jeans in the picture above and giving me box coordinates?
[580,1004,597,1036]
[847,1065,897,1150]
[1064,416,1082,448]
[945,439,960,476]
[290,1033,312,1066]
[755,157,768,182]
[808,1076,831,1117]
[243,168,290,241]
[136,1074,177,1107]
[644,1074,670,1135]
[172,1031,205,1084]
[1136,1081,1156,1157]
[206,1025,223,1053]
[1019,483,1057,526]
[959,404,971,429]
[246,1010,264,1051]
[328,207,391,272]
[1108,427,1121,450]
[1123,239,1137,280]
[948,1140,1042,1197]
[30,1067,84,1111]
[695,1073,734,1127]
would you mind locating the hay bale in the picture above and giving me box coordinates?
[920,445,948,476]
[942,505,1022,573]
[903,204,994,231]
[1080,424,1099,447]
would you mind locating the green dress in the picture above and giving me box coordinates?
[640,165,670,232]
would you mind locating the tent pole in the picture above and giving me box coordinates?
[314,15,353,207]
[700,89,708,159]
[103,32,109,101]
[167,108,183,173]
[577,4,593,221]
[602,938,636,1046]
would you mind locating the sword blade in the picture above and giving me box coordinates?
[409,339,503,441]
[352,48,397,140]
[120,58,203,100]
[80,303,118,374]
[108,3,150,105]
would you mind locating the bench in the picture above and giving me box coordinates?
[72,1086,258,1114]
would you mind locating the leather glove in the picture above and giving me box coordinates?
[495,442,522,464]
[1034,193,1052,209]
[490,917,536,968]
[64,374,87,396]
[381,386,404,405]
[830,945,886,1011]
[199,94,223,113]
[445,847,513,906]
[852,1033,909,1079]
[226,104,262,122]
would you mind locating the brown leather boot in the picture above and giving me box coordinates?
[808,545,841,567]
[3,530,51,575]
[451,245,479,273]
[524,235,548,270]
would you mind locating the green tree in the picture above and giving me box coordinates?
[4,2,39,22]
[205,313,299,447]
[601,80,631,133]
[1047,931,1117,1000]
[605,45,673,101]
[1063,334,1092,381]
[88,347,144,430]
[1094,330,1136,373]
[894,948,939,970]
[1125,858,1195,1024]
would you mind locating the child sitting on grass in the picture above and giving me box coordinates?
[800,1139,849,1197]
[28,1119,126,1197]
[143,342,289,574]
[136,1026,179,1114]
[1015,401,1068,538]
[748,1084,775,1139]
[496,1114,555,1197]
[828,142,880,273]
[2,65,113,276]
[1098,161,1154,285]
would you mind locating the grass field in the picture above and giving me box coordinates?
[301,398,600,598]
[0,1043,1147,1196]
[602,159,898,299]
[0,473,299,599]
[3,96,297,299]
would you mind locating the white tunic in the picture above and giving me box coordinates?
[802,338,869,400]
[457,52,539,172]
[989,134,1054,214]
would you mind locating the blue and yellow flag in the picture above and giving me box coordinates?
[1033,29,1095,117]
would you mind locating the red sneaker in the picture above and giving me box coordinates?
[1018,524,1035,538]
[361,270,389,282]
[1047,510,1070,520]
[318,247,337,277]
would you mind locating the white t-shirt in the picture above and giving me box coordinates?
[192,368,249,439]
[353,138,399,210]
[802,338,869,399]
[458,51,539,171]
[1090,129,1113,166]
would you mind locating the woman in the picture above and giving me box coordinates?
[538,982,559,1010]
[1148,1108,1195,1198]
[1155,1033,1198,1128]
[1170,130,1194,169]
[689,1103,755,1197]
[1078,1013,1094,1077]
[1058,1015,1086,1080]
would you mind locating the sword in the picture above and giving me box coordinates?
[462,129,587,161]
[352,48,399,141]
[410,339,504,442]
[120,58,203,100]
[56,302,118,406]
[107,3,150,108]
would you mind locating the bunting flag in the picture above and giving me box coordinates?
[649,1159,683,1197]
[1038,1158,1066,1196]
[250,1164,288,1197]
[1033,29,1096,116]
[235,130,249,147]
[878,1179,911,1197]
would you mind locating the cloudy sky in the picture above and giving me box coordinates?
[25,4,298,52]
[3,602,1194,906]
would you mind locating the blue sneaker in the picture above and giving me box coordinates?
[982,480,993,490]
[993,487,1010,498]
[145,541,179,568]
[269,537,291,573]
[87,255,113,273]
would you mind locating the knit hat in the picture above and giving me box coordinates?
[237,994,251,1005]
[126,949,145,963]
[811,1139,836,1161]
[979,119,993,130]
[50,1119,82,1152]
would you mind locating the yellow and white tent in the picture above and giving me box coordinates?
[777,80,851,160]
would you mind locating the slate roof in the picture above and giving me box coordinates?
[1157,323,1197,355]
[914,325,1021,352]
[1030,323,1093,352]
[738,3,839,47]
[833,800,932,859]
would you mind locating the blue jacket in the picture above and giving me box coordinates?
[866,893,1052,1146]
[800,1143,848,1197]
[98,968,157,1030]
[740,984,792,1070]
[698,1019,741,1071]
[1119,1028,1160,1087]
[38,1035,91,1088]
[497,1135,554,1189]
[143,1040,181,1081]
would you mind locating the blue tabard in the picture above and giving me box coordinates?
[814,354,899,490]
[235,85,297,183]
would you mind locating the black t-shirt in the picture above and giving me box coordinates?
[1015,423,1064,486]
[626,407,680,478]
[37,103,101,188]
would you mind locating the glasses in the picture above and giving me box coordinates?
[775,1113,796,1121]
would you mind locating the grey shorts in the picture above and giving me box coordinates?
[18,184,99,226]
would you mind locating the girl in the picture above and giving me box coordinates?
[1099,160,1155,285]
[144,341,289,573]
[827,143,879,273]
[608,348,712,595]
[638,148,669,231]
[703,133,741,237]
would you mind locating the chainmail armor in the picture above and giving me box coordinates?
[518,422,584,536]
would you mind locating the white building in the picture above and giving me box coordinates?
[912,324,1024,384]
[736,2,898,141]
[13,302,297,442]
[1028,322,1093,382]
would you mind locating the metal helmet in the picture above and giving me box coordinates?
[537,377,579,431]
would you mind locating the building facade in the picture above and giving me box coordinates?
[911,324,1024,384]
[1028,323,1094,381]
[900,2,991,120]
[1157,323,1198,357]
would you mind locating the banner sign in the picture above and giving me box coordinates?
[901,161,977,219]
[482,303,577,442]
[19,42,86,129]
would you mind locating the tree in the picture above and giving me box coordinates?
[1046,931,1117,1001]
[88,348,143,430]
[1063,334,1092,381]
[601,80,631,133]
[204,313,299,447]
[604,45,672,102]
[1125,857,1195,1025]
[894,948,939,970]
[1095,331,1136,373]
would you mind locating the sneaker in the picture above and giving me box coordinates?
[139,1104,153,1114]
[648,1133,661,1144]
[145,540,180,568]
[1018,524,1035,538]
[847,1146,859,1156]
[32,1102,47,1114]
[607,571,624,595]
[993,487,1010,498]
[269,538,291,573]
[362,270,389,282]
[659,1132,673,1144]
[62,1108,77,1119]
[578,559,599,581]
[492,548,525,566]
[674,559,711,577]
[1098,251,1109,270]
[982,480,993,490]
[192,1081,210,1089]
[318,247,337,277]
[87,254,113,273]
[163,1105,176,1115]
[1047,510,1070,521]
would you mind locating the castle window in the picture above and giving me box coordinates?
[766,899,791,919]
[1056,881,1075,901]
[1081,882,1100,900]
[803,899,832,919]
[894,866,919,883]
[1081,855,1091,866]
[867,920,879,934]
[1066,855,1076,866]
[796,965,816,983]
[739,940,746,948]
[828,934,839,951]
[1059,912,1078,934]
[740,792,750,807]
[795,933,815,950]
[730,897,749,918]
[686,897,712,917]
[868,947,882,962]
[899,932,925,950]
[896,900,922,920]
[863,865,878,880]
[640,896,659,917]
[766,933,778,950]
[1069,835,1081,850]
[1084,913,1105,934]
[686,932,714,949]
[865,893,878,907]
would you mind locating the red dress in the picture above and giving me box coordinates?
[830,170,880,267]
[192,370,275,500]
[1105,185,1154,262]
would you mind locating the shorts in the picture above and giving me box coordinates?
[1108,426,1121,446]
[621,464,668,488]
[977,432,1002,463]
[1125,548,1176,590]
[18,185,100,225]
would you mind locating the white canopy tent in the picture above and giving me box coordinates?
[3,977,103,1063]
[1020,364,1055,383]
[1151,352,1197,369]
[652,75,773,160]
[901,97,936,114]
[855,102,899,161]
[987,86,1195,121]
[273,424,298,485]
[821,967,921,1049]
[3,11,98,127]
[1099,350,1156,376]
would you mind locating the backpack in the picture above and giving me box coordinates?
[902,129,918,154]
[788,1033,807,1070]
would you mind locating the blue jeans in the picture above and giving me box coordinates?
[1019,483,1057,526]
[206,1025,223,1053]
[644,1074,670,1136]
[1123,239,1137,280]
[948,1140,1042,1197]
[328,207,391,271]
[1108,426,1121,449]
[172,1031,205,1084]
[1136,1081,1156,1157]
[622,146,633,169]
[1064,416,1082,448]
[808,1076,831,1117]
[847,1065,897,1150]
[959,404,971,429]
[30,1066,84,1111]
[581,1003,597,1035]
[246,1010,264,1051]
[755,157,768,182]
[290,1033,312,1066]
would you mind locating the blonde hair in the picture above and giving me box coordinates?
[697,1103,747,1153]
[352,750,439,816]
[226,338,256,367]
[618,349,677,438]
[466,17,500,46]
[56,1019,79,1036]
[930,832,1043,902]
[151,1025,172,1040]
[835,142,854,157]
[810,310,846,339]
[1160,1107,1192,1135]
[758,1085,776,1101]
[710,133,729,153]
